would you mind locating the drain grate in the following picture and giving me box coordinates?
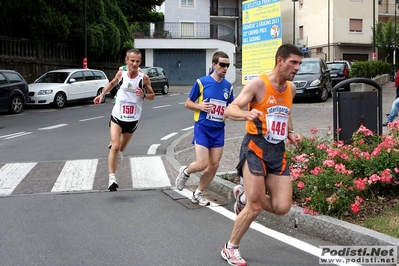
[163,189,186,200]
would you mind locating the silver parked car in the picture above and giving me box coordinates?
[28,69,109,108]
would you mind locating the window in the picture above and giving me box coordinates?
[181,22,195,38]
[349,19,362,33]
[299,26,304,40]
[70,71,84,82]
[181,0,194,7]
[83,71,95,80]
[4,73,23,84]
[92,71,107,80]
[0,74,7,85]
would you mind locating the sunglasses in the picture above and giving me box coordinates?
[218,62,230,68]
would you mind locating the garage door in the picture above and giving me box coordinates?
[154,49,206,86]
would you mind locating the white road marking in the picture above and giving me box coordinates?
[174,188,360,266]
[79,116,104,122]
[130,156,170,188]
[179,102,185,105]
[160,133,177,140]
[153,105,170,109]
[147,144,160,154]
[65,106,82,110]
[38,110,57,113]
[38,124,68,130]
[51,159,98,192]
[168,93,179,96]
[182,126,194,131]
[0,132,33,140]
[0,163,37,196]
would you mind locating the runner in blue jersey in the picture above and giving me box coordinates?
[175,51,234,206]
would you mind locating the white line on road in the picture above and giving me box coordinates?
[79,116,104,122]
[38,124,68,130]
[182,126,194,131]
[161,133,177,140]
[130,156,170,188]
[147,144,160,154]
[0,132,33,139]
[175,188,360,266]
[179,102,185,105]
[153,105,171,109]
[0,163,37,196]
[51,159,98,192]
[38,110,57,113]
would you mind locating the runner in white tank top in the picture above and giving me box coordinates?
[93,49,155,191]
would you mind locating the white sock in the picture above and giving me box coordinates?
[109,173,115,179]
[194,189,202,196]
[227,241,239,249]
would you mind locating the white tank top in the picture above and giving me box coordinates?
[111,71,144,122]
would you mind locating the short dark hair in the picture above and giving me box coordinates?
[212,51,229,64]
[126,49,141,58]
[275,44,303,65]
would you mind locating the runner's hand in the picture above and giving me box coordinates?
[247,109,263,121]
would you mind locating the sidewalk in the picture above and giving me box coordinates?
[166,81,399,249]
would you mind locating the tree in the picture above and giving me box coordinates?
[374,17,397,63]
[117,0,165,22]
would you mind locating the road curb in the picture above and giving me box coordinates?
[166,129,399,250]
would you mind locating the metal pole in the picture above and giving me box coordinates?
[293,0,295,44]
[328,0,330,61]
[373,0,376,60]
[83,0,88,68]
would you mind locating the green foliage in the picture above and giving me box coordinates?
[374,18,396,62]
[0,0,165,56]
[287,125,399,218]
[350,60,391,78]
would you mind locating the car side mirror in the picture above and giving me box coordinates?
[325,69,331,73]
[69,78,76,83]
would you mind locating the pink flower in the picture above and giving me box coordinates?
[296,181,305,189]
[305,197,312,202]
[354,178,367,190]
[323,159,335,167]
[350,203,360,213]
[380,169,393,183]
[355,196,363,205]
[310,166,324,176]
[368,174,380,184]
[334,182,342,187]
[310,127,318,134]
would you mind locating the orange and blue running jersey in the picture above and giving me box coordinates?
[246,73,293,143]
[188,75,234,128]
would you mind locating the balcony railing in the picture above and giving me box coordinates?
[210,7,239,17]
[131,22,235,43]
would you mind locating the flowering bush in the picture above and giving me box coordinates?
[286,123,399,218]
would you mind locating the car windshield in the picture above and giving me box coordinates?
[297,62,320,74]
[327,63,345,71]
[35,72,69,83]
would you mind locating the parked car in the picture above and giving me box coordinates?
[0,70,29,114]
[326,60,352,91]
[293,58,332,102]
[141,67,169,94]
[28,69,109,108]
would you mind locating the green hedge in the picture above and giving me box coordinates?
[349,60,391,79]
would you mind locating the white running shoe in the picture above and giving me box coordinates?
[221,244,247,266]
[108,176,119,191]
[191,191,210,206]
[233,185,245,216]
[175,166,189,191]
[117,152,123,164]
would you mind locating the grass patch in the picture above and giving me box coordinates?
[356,201,399,238]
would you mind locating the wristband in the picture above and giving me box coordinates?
[288,130,295,134]
[100,93,105,97]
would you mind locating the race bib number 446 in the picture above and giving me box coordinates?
[265,113,288,144]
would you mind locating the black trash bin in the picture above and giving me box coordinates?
[332,78,383,144]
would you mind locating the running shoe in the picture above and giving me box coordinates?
[175,166,189,191]
[108,176,119,191]
[191,191,210,206]
[117,151,124,164]
[221,244,247,266]
[233,184,245,215]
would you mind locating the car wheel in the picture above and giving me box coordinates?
[319,86,329,102]
[53,92,66,108]
[97,89,106,103]
[162,84,169,95]
[8,95,23,114]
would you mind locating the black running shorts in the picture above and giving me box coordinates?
[109,115,139,134]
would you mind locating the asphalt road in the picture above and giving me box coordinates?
[0,78,394,266]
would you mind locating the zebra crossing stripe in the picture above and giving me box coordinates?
[0,163,37,196]
[51,159,98,192]
[130,156,170,188]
